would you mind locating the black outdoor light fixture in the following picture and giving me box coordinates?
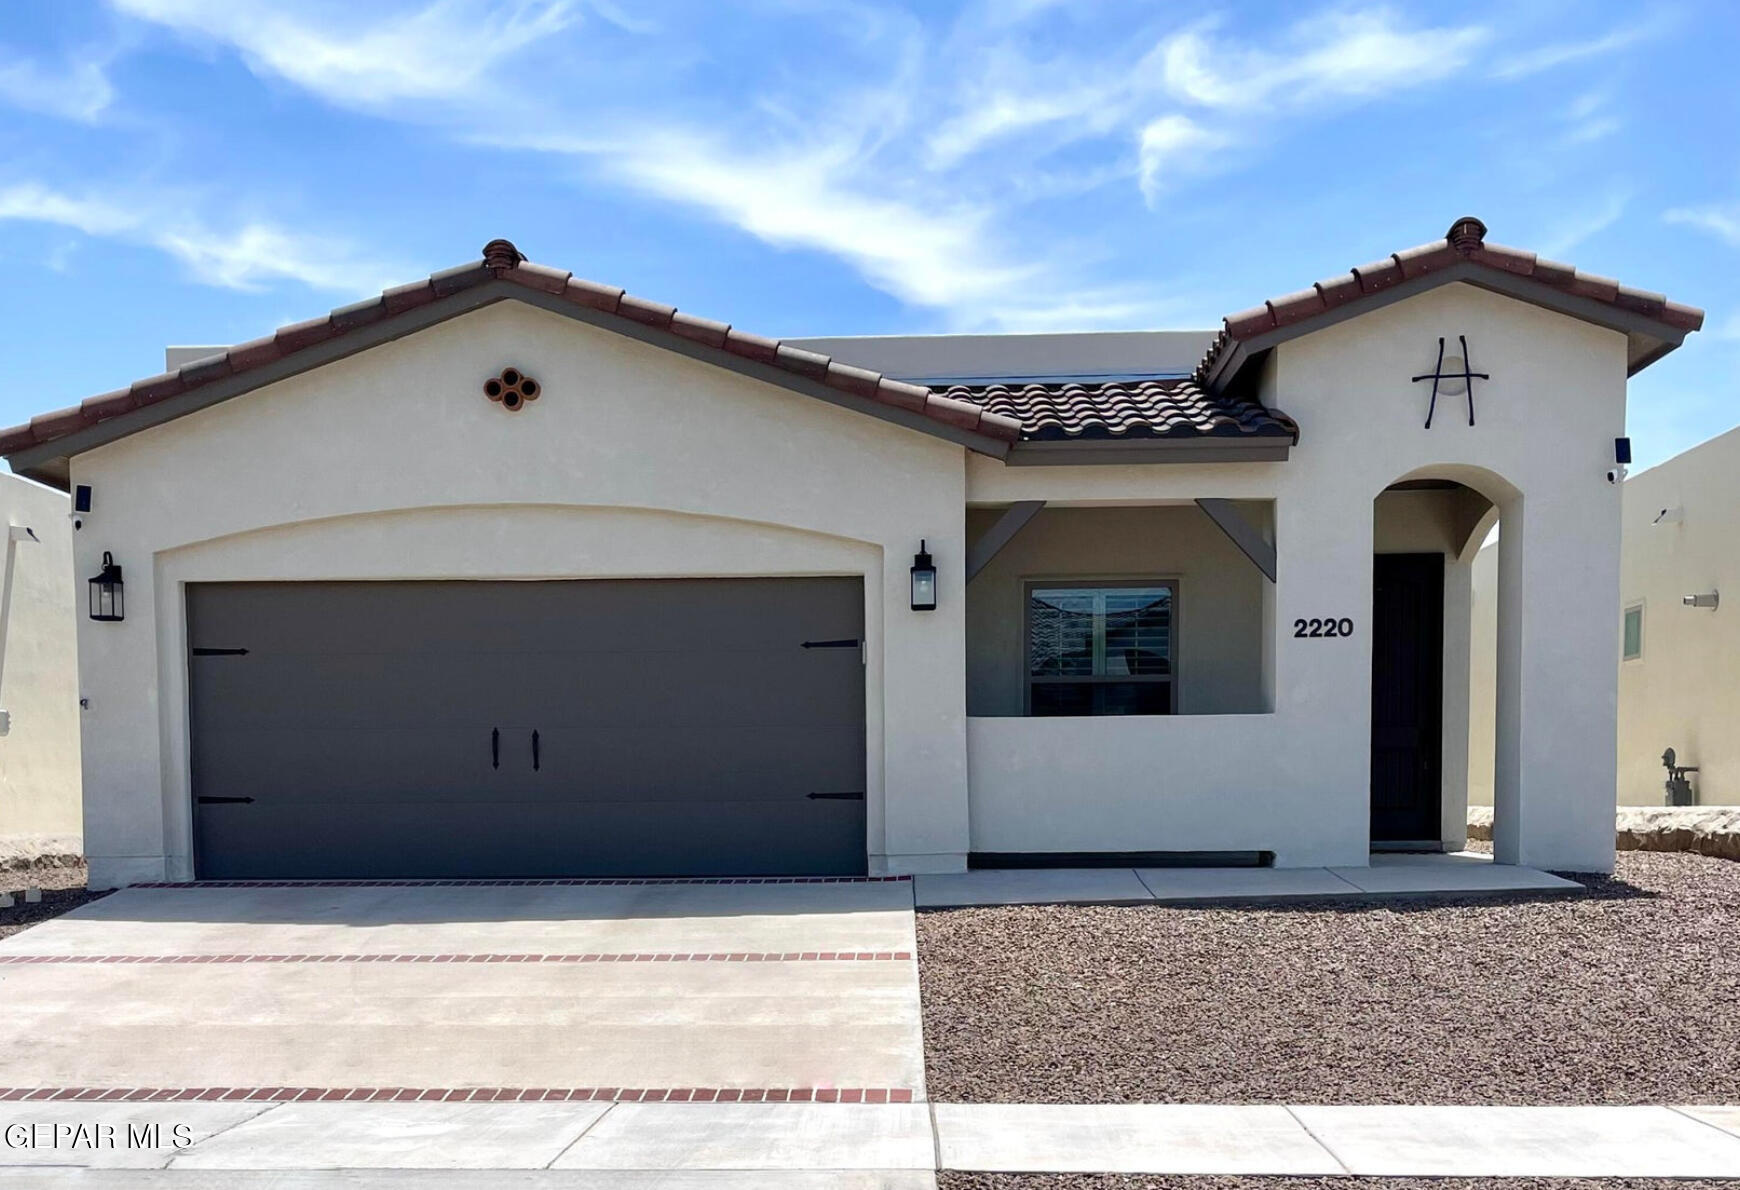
[910,541,937,611]
[88,552,124,622]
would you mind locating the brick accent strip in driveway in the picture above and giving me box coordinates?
[0,1087,916,1103]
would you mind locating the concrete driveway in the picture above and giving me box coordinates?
[0,879,923,1099]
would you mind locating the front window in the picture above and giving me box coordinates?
[1028,583,1173,716]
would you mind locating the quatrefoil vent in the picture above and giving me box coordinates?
[483,367,540,411]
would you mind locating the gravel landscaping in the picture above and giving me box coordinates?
[918,850,1740,1105]
[941,1177,1740,1190]
[0,859,106,943]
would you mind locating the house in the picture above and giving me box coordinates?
[1471,425,1740,809]
[0,471,82,867]
[0,219,1701,888]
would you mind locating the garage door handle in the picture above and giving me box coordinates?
[492,728,500,770]
[801,638,859,649]
[197,796,254,805]
[807,791,864,800]
[532,730,540,772]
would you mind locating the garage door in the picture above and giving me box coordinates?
[188,579,866,878]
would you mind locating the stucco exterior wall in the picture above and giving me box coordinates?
[1614,426,1740,805]
[64,280,1633,882]
[70,300,970,887]
[964,505,1268,717]
[0,473,81,862]
[966,281,1626,871]
[1469,539,1498,807]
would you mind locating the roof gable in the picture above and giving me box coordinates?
[1,239,1022,487]
[1195,217,1703,394]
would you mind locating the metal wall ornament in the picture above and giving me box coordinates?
[483,367,540,412]
[1411,335,1490,429]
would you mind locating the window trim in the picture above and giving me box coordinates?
[1022,576,1181,716]
[1623,600,1644,662]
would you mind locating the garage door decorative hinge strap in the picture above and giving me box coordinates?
[800,638,859,649]
[807,791,865,800]
[191,647,249,656]
[197,796,254,804]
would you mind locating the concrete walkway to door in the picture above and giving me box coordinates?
[0,878,925,1098]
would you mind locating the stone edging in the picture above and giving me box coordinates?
[1469,806,1740,862]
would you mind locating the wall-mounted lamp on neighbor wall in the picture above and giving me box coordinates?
[910,541,937,611]
[88,551,124,622]
[1653,506,1685,526]
[1683,591,1719,611]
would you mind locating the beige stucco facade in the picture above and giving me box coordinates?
[0,472,81,863]
[1615,427,1740,805]
[15,269,1653,886]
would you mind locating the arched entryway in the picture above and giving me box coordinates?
[1370,466,1517,855]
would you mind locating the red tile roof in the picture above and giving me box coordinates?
[0,239,1023,461]
[1,221,1701,472]
[939,379,1297,442]
[1193,216,1704,387]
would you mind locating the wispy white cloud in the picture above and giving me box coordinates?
[110,0,1114,329]
[1490,21,1664,80]
[0,51,116,122]
[1538,191,1630,258]
[1665,203,1740,249]
[89,0,1662,334]
[1558,89,1622,145]
[1154,9,1490,111]
[597,132,1034,313]
[1137,115,1229,207]
[925,81,1123,169]
[109,0,579,107]
[0,181,404,294]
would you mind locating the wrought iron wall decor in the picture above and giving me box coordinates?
[483,367,540,412]
[1411,335,1489,428]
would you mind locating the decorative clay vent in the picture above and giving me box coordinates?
[484,367,540,411]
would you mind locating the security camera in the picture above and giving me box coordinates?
[1606,466,1628,484]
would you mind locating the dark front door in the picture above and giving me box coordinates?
[1370,553,1444,845]
[188,578,867,879]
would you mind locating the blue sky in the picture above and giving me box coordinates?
[1,0,1735,469]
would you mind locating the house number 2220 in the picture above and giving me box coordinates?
[1294,617,1354,638]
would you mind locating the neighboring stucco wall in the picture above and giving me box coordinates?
[966,281,1627,871]
[1614,425,1740,806]
[0,473,81,863]
[70,300,970,887]
[964,505,1268,717]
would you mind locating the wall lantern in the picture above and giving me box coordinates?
[88,552,124,622]
[1683,591,1719,611]
[910,541,937,611]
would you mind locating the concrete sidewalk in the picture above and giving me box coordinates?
[5,1100,1740,1180]
[915,851,1581,907]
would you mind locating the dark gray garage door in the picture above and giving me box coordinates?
[188,579,866,878]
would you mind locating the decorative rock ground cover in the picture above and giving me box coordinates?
[0,860,104,943]
[940,1177,1740,1189]
[919,850,1740,1105]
